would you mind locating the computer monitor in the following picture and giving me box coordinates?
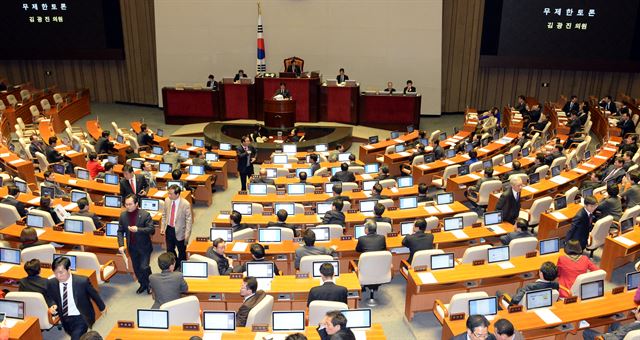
[364,163,379,174]
[210,228,233,242]
[521,147,530,157]
[130,159,142,169]
[443,217,464,231]
[52,163,65,175]
[315,144,328,152]
[504,153,513,164]
[331,167,341,176]
[177,150,189,159]
[152,146,163,155]
[116,135,124,144]
[246,262,275,278]
[205,152,219,162]
[584,150,591,161]
[399,196,417,210]
[219,143,232,151]
[368,136,379,144]
[258,229,281,243]
[311,227,330,242]
[295,168,312,178]
[104,174,118,185]
[554,196,567,210]
[395,144,405,153]
[465,143,474,152]
[397,176,413,188]
[203,311,236,331]
[439,132,447,141]
[312,260,340,277]
[137,309,169,329]
[156,129,164,137]
[71,191,87,203]
[390,131,400,139]
[158,162,172,173]
[0,248,20,265]
[53,254,77,271]
[181,261,208,278]
[430,253,455,270]
[167,181,183,190]
[551,165,561,177]
[189,165,204,175]
[265,168,277,179]
[539,238,559,255]
[232,203,252,215]
[458,164,470,176]
[407,125,415,133]
[287,183,306,195]
[359,200,377,212]
[275,203,295,216]
[140,198,160,211]
[273,154,288,164]
[525,288,553,310]
[621,218,636,234]
[0,300,24,319]
[488,246,510,263]
[400,221,414,236]
[482,160,493,169]
[15,181,27,193]
[445,148,456,158]
[338,153,351,162]
[64,219,84,234]
[419,138,429,147]
[26,214,44,228]
[354,225,366,239]
[193,138,205,148]
[76,169,90,180]
[529,172,540,185]
[628,272,640,290]
[249,184,267,195]
[324,182,335,194]
[272,311,305,332]
[341,309,372,329]
[580,280,604,300]
[282,144,297,154]
[105,222,119,237]
[107,155,118,164]
[316,202,332,215]
[582,187,594,199]
[436,193,454,205]
[40,186,55,199]
[469,297,498,316]
[362,180,376,191]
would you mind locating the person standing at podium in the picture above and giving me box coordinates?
[336,68,349,83]
[237,135,257,191]
[233,69,247,82]
[274,82,291,99]
[403,80,416,94]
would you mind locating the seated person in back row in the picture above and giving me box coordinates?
[330,183,350,204]
[205,238,234,275]
[330,163,356,182]
[294,229,337,269]
[377,165,393,181]
[321,200,345,227]
[1,185,27,217]
[403,80,416,94]
[18,259,48,297]
[370,183,389,200]
[233,243,280,275]
[499,218,531,245]
[71,198,103,229]
[95,162,115,180]
[502,261,558,306]
[372,203,391,223]
[229,210,251,233]
[298,171,307,184]
[267,209,299,237]
[236,277,266,327]
[416,183,431,203]
[466,166,495,198]
[37,196,60,225]
[149,252,188,309]
[383,81,396,93]
[402,218,434,264]
[251,168,275,185]
[356,220,387,253]
[307,262,348,306]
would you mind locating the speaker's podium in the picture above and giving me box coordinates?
[263,99,296,129]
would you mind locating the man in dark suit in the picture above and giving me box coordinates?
[286,62,302,76]
[330,183,351,204]
[45,136,65,164]
[622,172,640,209]
[467,166,495,198]
[267,209,299,237]
[452,315,497,340]
[494,319,524,340]
[618,111,636,136]
[356,220,387,253]
[307,263,348,306]
[251,168,275,185]
[206,238,233,275]
[237,135,257,191]
[619,135,638,156]
[565,196,598,250]
[383,81,396,93]
[1,185,27,217]
[118,195,155,294]
[46,256,106,340]
[403,80,416,94]
[71,198,102,229]
[601,157,627,185]
[233,243,280,275]
[499,218,532,245]
[229,210,251,233]
[527,154,546,175]
[309,154,321,175]
[149,252,188,309]
[336,68,349,83]
[526,104,542,123]
[514,95,527,113]
[137,123,155,147]
[401,218,434,264]
[496,177,523,224]
[233,69,247,82]
[432,135,445,160]
[119,164,149,200]
[370,183,389,200]
[206,74,217,89]
[18,259,48,297]
[506,262,559,306]
[377,165,394,181]
[583,306,640,340]
[562,95,579,113]
[317,311,356,340]
[330,163,356,182]
[600,95,617,114]
[28,135,45,158]
[237,276,267,327]
[544,144,564,166]
[595,185,623,221]
[563,111,583,148]
[501,160,526,181]
[372,203,392,223]
[274,82,291,99]
[95,131,115,154]
[416,183,431,203]
[294,229,337,269]
[322,200,345,227]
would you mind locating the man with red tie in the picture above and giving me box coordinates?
[161,185,192,265]
[118,195,155,294]
[119,164,149,200]
[237,135,257,191]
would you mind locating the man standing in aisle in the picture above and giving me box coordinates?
[161,185,192,265]
[118,195,155,294]
[237,135,257,191]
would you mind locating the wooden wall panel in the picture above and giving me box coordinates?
[0,0,157,105]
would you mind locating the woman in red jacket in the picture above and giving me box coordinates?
[557,239,599,297]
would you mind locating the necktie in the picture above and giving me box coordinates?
[245,147,250,167]
[514,191,519,201]
[588,213,592,225]
[130,178,136,194]
[62,282,68,317]
[170,201,176,227]
[604,169,617,182]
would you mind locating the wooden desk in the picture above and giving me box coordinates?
[0,146,36,184]
[3,317,42,340]
[85,120,130,162]
[538,203,583,240]
[358,130,419,164]
[231,185,419,205]
[600,227,640,280]
[359,93,421,130]
[162,87,222,124]
[320,84,359,124]
[255,77,320,123]
[273,172,380,187]
[260,160,364,172]
[130,121,169,150]
[177,144,238,178]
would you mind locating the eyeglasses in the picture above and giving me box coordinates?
[472,332,490,339]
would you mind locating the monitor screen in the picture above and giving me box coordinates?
[189,165,204,175]
[551,165,561,177]
[331,167,341,176]
[446,148,456,158]
[116,135,124,144]
[130,159,142,169]
[483,211,502,226]
[53,254,77,271]
[76,169,90,180]
[52,163,65,175]
[246,262,275,278]
[465,143,474,152]
[193,139,204,148]
[177,150,190,159]
[275,203,295,216]
[203,311,236,331]
[232,203,252,216]
[258,229,281,243]
[26,214,44,228]
[282,144,297,154]
[324,182,335,194]
[40,186,55,199]
[272,311,305,332]
[0,300,24,320]
[287,183,306,195]
[316,202,332,216]
[249,184,267,195]
[105,222,119,237]
[362,180,376,191]
[137,309,169,329]
[107,155,119,164]
[504,153,513,164]
[219,143,232,151]
[210,228,233,242]
[360,200,377,212]
[71,191,87,203]
[295,168,312,178]
[443,217,463,231]
[439,132,447,141]
[580,280,604,300]
[407,125,415,133]
[338,153,351,162]
[368,136,379,144]
[539,238,559,255]
[265,168,277,179]
[430,253,455,270]
[311,227,330,242]
[488,246,510,263]
[458,164,470,176]
[205,152,219,162]
[584,150,591,161]
[436,193,454,205]
[628,272,640,290]
[273,154,288,164]
[364,163,379,174]
[554,196,567,210]
[312,260,340,277]
[158,163,172,173]
[469,297,498,316]
[390,131,400,139]
[521,148,530,157]
[397,176,413,188]
[0,248,20,265]
[400,221,414,235]
[482,160,493,169]
[525,289,553,310]
[315,144,328,152]
[64,219,84,233]
[152,146,163,155]
[181,261,208,278]
[104,174,119,185]
[140,198,159,212]
[341,309,372,329]
[395,144,405,153]
[399,196,417,210]
[354,225,366,239]
[621,218,636,233]
[582,188,594,199]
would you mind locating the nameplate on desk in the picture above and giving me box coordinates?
[117,320,135,328]
[276,191,285,195]
[322,174,331,177]
[196,237,208,242]
[230,273,243,279]
[61,196,70,202]
[263,161,272,164]
[348,209,357,214]
[413,266,427,272]
[508,305,523,313]
[387,232,398,237]
[246,239,256,243]
[262,212,273,216]
[351,188,361,193]
[449,313,465,321]
[341,236,353,241]
[472,222,482,228]
[94,201,103,207]
[304,211,314,215]
[237,191,247,195]
[15,220,25,226]
[182,323,200,331]
[93,230,105,236]
[564,296,577,304]
[252,324,269,332]
[52,226,63,232]
[40,263,51,269]
[314,189,324,194]
[472,260,485,266]
[387,206,398,211]
[296,273,309,279]
[293,237,303,243]
[220,210,230,215]
[612,286,625,295]
[431,228,441,233]
[525,251,537,258]
[286,174,296,178]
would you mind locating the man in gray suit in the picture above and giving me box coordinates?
[601,157,626,185]
[294,229,337,269]
[582,306,640,340]
[149,252,188,309]
[161,185,192,265]
[494,318,524,340]
[452,314,496,340]
[595,184,623,221]
[621,172,640,209]
[499,218,532,245]
[162,146,187,170]
[71,198,102,229]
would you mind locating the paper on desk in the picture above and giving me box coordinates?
[443,159,454,165]
[416,272,438,284]
[573,168,588,174]
[503,163,512,169]
[495,139,508,145]
[490,226,506,234]
[201,332,223,340]
[436,205,453,214]
[156,172,167,178]
[217,214,230,220]
[0,263,15,274]
[232,242,249,252]
[186,175,198,180]
[3,318,19,328]
[550,211,568,220]
[183,159,193,165]
[35,229,45,237]
[274,140,283,144]
[398,151,411,157]
[187,146,197,151]
[363,145,374,150]
[603,147,617,152]
[478,148,490,153]
[614,236,637,247]
[361,174,372,180]
[363,191,371,197]
[153,190,167,198]
[468,174,481,180]
[0,153,9,158]
[9,159,23,165]
[418,164,430,170]
[64,203,78,211]
[523,185,538,193]
[583,163,596,168]
[595,155,608,160]
[394,139,404,143]
[65,150,78,155]
[283,164,292,169]
[68,179,77,185]
[424,206,439,214]
[28,197,41,205]
[550,176,570,185]
[451,230,469,239]
[497,262,515,269]
[362,212,375,217]
[534,308,562,325]
[390,187,399,193]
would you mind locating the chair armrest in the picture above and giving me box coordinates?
[433,299,448,322]
[500,293,513,309]
[100,260,117,282]
[48,309,60,325]
[349,260,359,274]
[399,260,411,280]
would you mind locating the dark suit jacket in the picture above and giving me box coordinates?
[622,185,640,209]
[307,281,348,306]
[117,209,155,253]
[95,137,114,154]
[596,197,622,221]
[206,80,218,89]
[567,118,581,136]
[1,196,27,217]
[403,86,416,94]
[601,165,626,185]
[618,119,636,136]
[274,89,291,98]
[71,210,102,229]
[336,74,349,83]
[601,320,640,340]
[331,195,351,204]
[402,231,434,263]
[45,274,105,326]
[601,101,617,114]
[286,64,301,75]
[373,216,392,224]
[620,142,638,155]
[45,145,63,163]
[496,189,521,224]
[322,210,345,226]
[565,208,593,249]
[237,145,257,174]
[231,223,251,233]
[237,290,266,327]
[356,234,387,253]
[562,101,578,113]
[205,248,232,275]
[266,221,298,237]
[510,280,559,305]
[119,174,149,199]
[330,171,356,183]
[500,230,533,245]
[433,145,445,160]
[29,142,45,158]
[137,132,154,147]
[234,73,247,82]
[318,327,356,340]
[149,270,188,309]
[19,275,48,299]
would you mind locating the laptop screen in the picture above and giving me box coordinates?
[0,248,20,265]
[167,180,183,190]
[152,146,163,155]
[529,172,540,184]
[400,221,414,235]
[71,191,87,203]
[362,180,376,191]
[390,131,400,139]
[203,311,236,331]
[156,129,164,137]
[539,238,559,255]
[354,225,366,239]
[265,168,277,179]
[316,202,332,215]
[504,153,513,164]
[446,148,456,158]
[368,136,379,144]
[130,159,142,169]
[181,261,208,278]
[395,145,405,153]
[338,153,351,162]
[64,219,84,233]
[364,163,379,174]
[140,198,160,211]
[582,188,594,199]
[430,253,455,270]
[312,260,340,277]
[580,280,604,300]
[628,272,640,290]
[189,165,204,175]
[219,143,231,151]
[469,297,498,316]
[193,139,204,148]
[177,150,189,159]
[249,184,267,195]
[273,154,288,164]
[210,228,233,242]
[282,144,297,154]
[26,214,44,228]
[258,229,281,243]
[488,246,510,263]
[116,135,124,144]
[272,311,305,331]
[287,183,306,195]
[232,203,252,215]
[107,155,118,164]
[458,164,470,176]
[436,193,453,205]
[551,165,561,177]
[137,309,169,329]
[360,200,377,212]
[275,203,295,216]
[205,152,219,162]
[104,174,119,185]
[526,289,553,310]
[53,254,77,271]
[341,309,372,329]
[483,211,502,226]
[0,300,24,319]
[311,227,330,242]
[76,169,90,180]
[52,163,65,175]
[40,186,55,199]
[554,196,567,210]
[331,167,341,176]
[246,262,275,278]
[443,217,463,231]
[324,182,335,194]
[105,222,119,237]
[621,219,636,233]
[397,176,413,188]
[315,144,328,152]
[399,196,417,210]
[158,163,172,173]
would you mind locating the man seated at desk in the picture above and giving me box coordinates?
[234,69,247,82]
[233,243,280,275]
[307,262,348,306]
[370,183,389,200]
[18,259,48,297]
[452,315,496,340]
[372,203,391,223]
[403,80,416,94]
[330,163,356,182]
[230,210,251,233]
[96,131,116,155]
[417,183,431,203]
[499,218,531,245]
[72,198,102,229]
[42,170,68,199]
[137,123,155,148]
[348,154,358,167]
[402,218,434,264]
[582,306,640,340]
[322,200,345,227]
[356,220,387,253]
[501,261,559,306]
[299,171,308,184]
[378,165,393,181]
[1,185,27,217]
[383,81,396,94]
[501,161,526,181]
[295,229,338,270]
[621,171,640,209]
[95,162,115,181]
[329,183,351,204]
[336,68,349,83]
[328,143,346,162]
[601,157,626,185]
[599,95,617,114]
[274,82,291,99]
[595,184,623,222]
[267,209,299,237]
[309,154,321,175]
[149,252,188,309]
[206,238,234,275]
[317,311,355,340]
[286,63,302,77]
[237,276,267,327]
[162,146,187,170]
[619,135,638,156]
[466,166,495,198]
[251,168,275,185]
[206,74,217,90]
